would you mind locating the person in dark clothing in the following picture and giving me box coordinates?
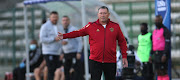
[13,40,43,80]
[137,23,154,80]
[149,15,171,80]
[60,16,83,80]
[54,55,65,80]
[40,11,64,80]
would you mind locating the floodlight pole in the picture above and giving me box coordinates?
[81,0,89,80]
[24,5,30,80]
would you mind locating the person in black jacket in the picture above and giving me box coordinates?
[149,15,171,80]
[13,40,43,80]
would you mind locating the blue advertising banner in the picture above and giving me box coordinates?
[155,0,171,79]
[155,0,171,29]
[24,0,81,5]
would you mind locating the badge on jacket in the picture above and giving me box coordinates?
[96,29,100,32]
[110,27,114,32]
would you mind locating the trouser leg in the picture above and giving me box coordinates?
[89,60,102,80]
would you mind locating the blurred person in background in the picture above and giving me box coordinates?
[34,60,48,80]
[40,11,64,80]
[13,40,43,80]
[116,50,123,80]
[34,18,48,80]
[34,53,64,80]
[116,38,129,80]
[54,66,65,80]
[54,54,65,80]
[60,15,83,80]
[122,44,142,80]
[149,15,171,80]
[137,23,154,80]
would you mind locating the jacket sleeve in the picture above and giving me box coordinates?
[63,23,90,39]
[40,25,55,43]
[117,25,128,58]
[75,37,83,53]
[29,49,42,66]
[163,27,171,56]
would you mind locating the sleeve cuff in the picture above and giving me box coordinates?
[122,54,127,58]
[63,34,66,39]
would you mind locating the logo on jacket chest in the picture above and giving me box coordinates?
[109,27,114,32]
[96,29,100,32]
[96,27,114,32]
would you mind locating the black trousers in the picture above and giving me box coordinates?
[89,59,116,80]
[153,51,168,70]
[44,55,60,80]
[13,66,35,80]
[73,59,84,80]
[13,67,26,80]
[142,62,154,80]
[64,53,83,80]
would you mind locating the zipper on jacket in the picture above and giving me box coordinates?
[103,27,106,63]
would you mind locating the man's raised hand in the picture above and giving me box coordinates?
[56,32,63,40]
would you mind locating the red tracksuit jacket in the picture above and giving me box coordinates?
[63,19,127,63]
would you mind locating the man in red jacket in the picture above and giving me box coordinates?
[57,6,128,80]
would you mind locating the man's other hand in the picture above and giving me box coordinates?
[62,41,68,45]
[149,56,152,63]
[122,58,128,68]
[161,55,166,63]
[76,53,81,60]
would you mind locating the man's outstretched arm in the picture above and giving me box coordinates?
[57,23,91,40]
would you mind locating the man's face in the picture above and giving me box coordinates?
[50,14,58,24]
[30,40,37,50]
[98,8,110,23]
[61,17,70,28]
[140,25,147,33]
[140,25,145,31]
[154,16,163,28]
[155,17,162,23]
